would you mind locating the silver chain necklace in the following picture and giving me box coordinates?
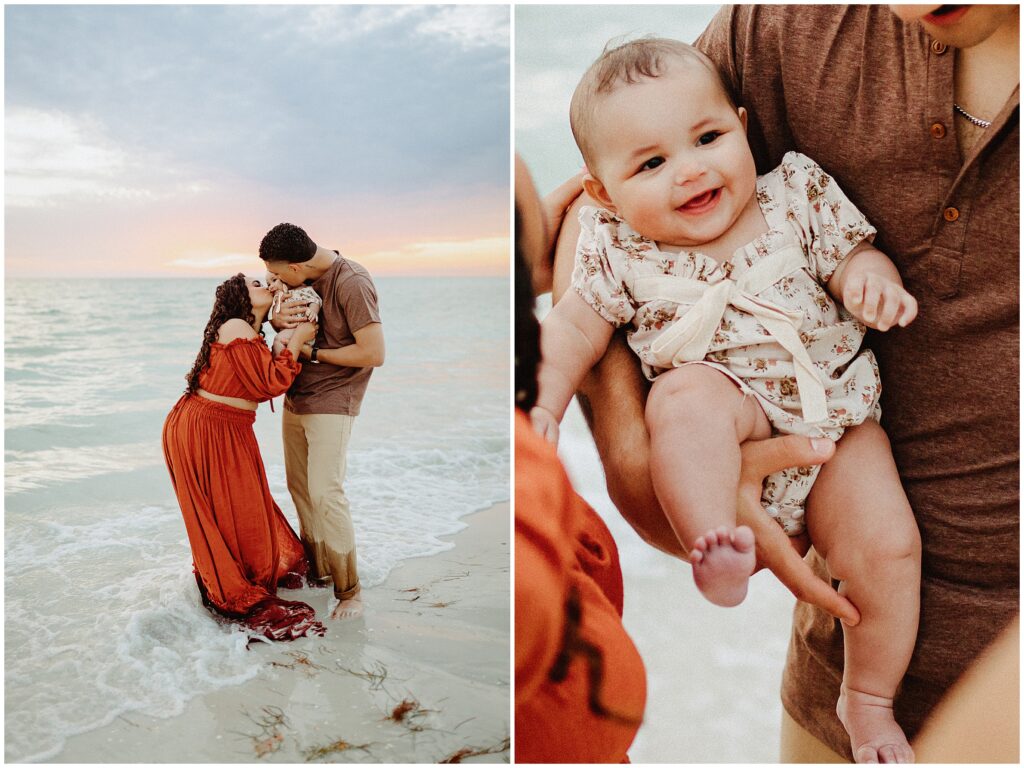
[953,103,992,129]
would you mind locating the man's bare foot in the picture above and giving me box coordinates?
[330,594,363,620]
[689,525,756,607]
[837,685,914,763]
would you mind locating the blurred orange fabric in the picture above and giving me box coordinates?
[515,410,646,762]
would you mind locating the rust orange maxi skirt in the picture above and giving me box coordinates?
[162,394,324,640]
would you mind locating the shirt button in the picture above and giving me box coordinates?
[931,40,948,54]
[930,122,947,139]
[943,207,960,222]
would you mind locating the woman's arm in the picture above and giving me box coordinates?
[284,322,317,359]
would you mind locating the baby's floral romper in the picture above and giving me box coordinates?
[572,152,883,534]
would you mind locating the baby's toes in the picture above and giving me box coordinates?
[731,525,755,551]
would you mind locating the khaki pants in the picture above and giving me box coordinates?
[282,409,360,600]
[780,708,848,763]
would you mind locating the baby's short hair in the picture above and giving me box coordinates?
[570,37,735,170]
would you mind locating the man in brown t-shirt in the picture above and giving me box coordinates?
[261,223,385,620]
[549,3,1018,762]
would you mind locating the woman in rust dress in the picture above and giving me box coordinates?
[163,273,324,641]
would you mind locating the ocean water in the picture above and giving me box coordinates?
[4,276,510,762]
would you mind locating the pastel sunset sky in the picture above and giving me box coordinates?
[5,5,510,277]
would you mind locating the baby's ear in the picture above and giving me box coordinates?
[738,106,748,133]
[583,174,616,213]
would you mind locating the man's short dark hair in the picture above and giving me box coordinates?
[259,223,317,264]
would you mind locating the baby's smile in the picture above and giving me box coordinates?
[676,187,722,215]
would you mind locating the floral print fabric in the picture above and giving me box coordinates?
[571,152,882,534]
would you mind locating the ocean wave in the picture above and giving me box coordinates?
[5,442,165,494]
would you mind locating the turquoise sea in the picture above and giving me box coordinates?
[4,276,509,762]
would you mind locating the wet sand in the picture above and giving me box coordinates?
[53,503,510,763]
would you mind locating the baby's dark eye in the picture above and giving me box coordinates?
[697,131,721,146]
[639,156,665,172]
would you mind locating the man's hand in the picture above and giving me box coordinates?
[272,298,313,331]
[538,171,586,277]
[529,406,560,445]
[738,435,861,625]
[842,273,918,331]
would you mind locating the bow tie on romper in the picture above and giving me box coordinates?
[628,244,829,425]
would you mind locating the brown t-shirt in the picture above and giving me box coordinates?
[284,252,381,416]
[698,5,1019,759]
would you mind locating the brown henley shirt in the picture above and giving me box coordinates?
[698,5,1019,759]
[284,252,381,417]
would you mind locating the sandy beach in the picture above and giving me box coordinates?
[52,503,510,764]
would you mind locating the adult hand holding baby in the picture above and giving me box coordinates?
[273,298,314,330]
[738,435,859,626]
[531,170,587,294]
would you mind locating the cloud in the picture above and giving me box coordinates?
[5,107,210,208]
[165,251,255,271]
[358,236,509,275]
[414,6,510,50]
[258,4,509,49]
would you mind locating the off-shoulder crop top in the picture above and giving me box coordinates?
[197,336,300,402]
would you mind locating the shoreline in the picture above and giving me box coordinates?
[52,502,510,764]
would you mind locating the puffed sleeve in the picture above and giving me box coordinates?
[779,151,877,283]
[570,206,637,327]
[219,337,301,400]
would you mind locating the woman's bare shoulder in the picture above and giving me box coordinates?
[216,318,258,344]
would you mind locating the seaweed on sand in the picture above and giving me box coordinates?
[335,659,391,690]
[385,697,434,731]
[301,737,373,762]
[270,650,328,676]
[231,705,291,758]
[438,736,511,763]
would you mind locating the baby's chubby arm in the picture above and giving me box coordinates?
[826,243,918,331]
[532,292,615,444]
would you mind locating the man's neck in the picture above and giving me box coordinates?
[305,246,339,281]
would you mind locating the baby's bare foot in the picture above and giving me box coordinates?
[689,525,755,607]
[837,685,914,764]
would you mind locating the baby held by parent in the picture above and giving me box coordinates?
[265,271,322,357]
[533,39,922,763]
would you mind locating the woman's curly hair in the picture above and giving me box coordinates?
[185,273,262,393]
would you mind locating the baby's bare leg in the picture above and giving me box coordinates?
[645,364,771,606]
[805,420,920,764]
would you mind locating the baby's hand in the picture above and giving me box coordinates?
[529,406,560,445]
[842,273,918,331]
[305,302,322,323]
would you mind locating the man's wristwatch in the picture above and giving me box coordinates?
[310,345,320,364]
